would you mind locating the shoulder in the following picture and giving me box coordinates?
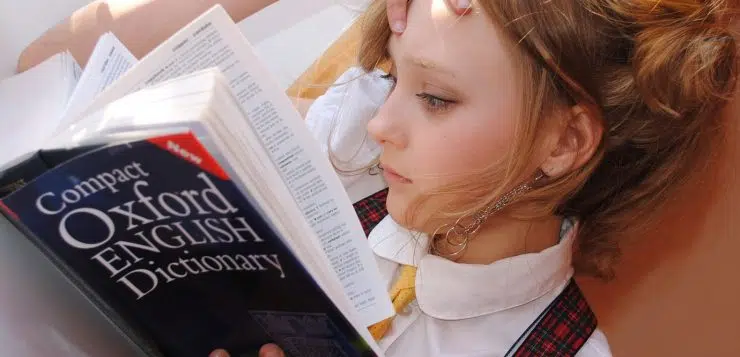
[576,328,613,357]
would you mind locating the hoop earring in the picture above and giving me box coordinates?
[431,172,544,260]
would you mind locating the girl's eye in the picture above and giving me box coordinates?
[380,72,455,113]
[416,93,455,113]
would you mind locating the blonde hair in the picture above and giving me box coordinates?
[356,0,737,278]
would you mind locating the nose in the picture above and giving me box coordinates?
[367,96,408,150]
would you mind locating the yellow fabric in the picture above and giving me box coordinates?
[368,265,418,341]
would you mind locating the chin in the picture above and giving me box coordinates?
[385,186,457,234]
[384,188,430,231]
[384,188,412,228]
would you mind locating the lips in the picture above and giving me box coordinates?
[380,163,412,184]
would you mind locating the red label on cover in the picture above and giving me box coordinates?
[0,200,18,220]
[148,132,230,180]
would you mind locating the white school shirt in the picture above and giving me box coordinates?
[305,67,612,357]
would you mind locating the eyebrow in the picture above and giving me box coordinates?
[386,43,456,78]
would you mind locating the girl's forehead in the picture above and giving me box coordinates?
[397,0,499,48]
[388,0,519,84]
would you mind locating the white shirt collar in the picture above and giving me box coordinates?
[367,216,430,266]
[368,215,576,320]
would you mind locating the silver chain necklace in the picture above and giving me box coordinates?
[430,173,544,261]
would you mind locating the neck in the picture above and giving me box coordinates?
[435,215,563,265]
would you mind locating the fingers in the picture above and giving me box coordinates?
[259,344,285,357]
[448,0,473,15]
[209,344,284,357]
[209,349,229,357]
[387,0,473,34]
[386,0,408,33]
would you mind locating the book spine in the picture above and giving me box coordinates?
[40,144,106,168]
[0,202,164,357]
[0,153,49,197]
[0,145,106,198]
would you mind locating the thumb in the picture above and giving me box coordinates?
[386,0,408,33]
[259,343,285,357]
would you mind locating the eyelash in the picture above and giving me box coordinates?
[380,73,456,113]
[416,93,454,113]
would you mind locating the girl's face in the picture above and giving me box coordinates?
[368,0,555,230]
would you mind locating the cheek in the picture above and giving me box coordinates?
[385,109,518,231]
[414,111,517,190]
[385,182,453,231]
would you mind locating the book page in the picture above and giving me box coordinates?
[76,6,394,328]
[0,52,80,168]
[60,32,136,128]
[64,49,83,93]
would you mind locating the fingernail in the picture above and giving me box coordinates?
[391,21,406,33]
[457,0,471,9]
[209,350,229,357]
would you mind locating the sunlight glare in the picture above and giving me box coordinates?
[431,0,450,18]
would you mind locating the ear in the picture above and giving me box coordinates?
[540,105,603,178]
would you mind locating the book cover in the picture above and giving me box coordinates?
[0,152,48,197]
[0,145,107,198]
[0,132,376,357]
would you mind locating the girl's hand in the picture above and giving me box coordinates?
[386,0,472,33]
[209,344,285,357]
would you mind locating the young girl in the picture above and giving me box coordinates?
[212,0,736,356]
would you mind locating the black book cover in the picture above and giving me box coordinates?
[41,144,107,168]
[0,132,376,357]
[0,145,106,198]
[0,152,49,197]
